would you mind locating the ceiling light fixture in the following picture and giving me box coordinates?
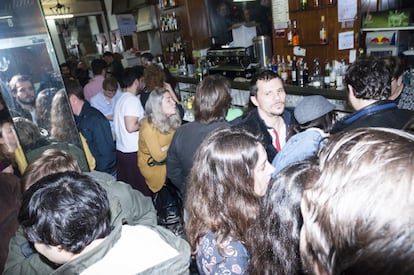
[49,0,71,16]
[46,0,73,30]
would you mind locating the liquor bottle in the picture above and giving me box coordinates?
[312,58,322,87]
[271,55,278,73]
[276,55,282,76]
[297,58,304,87]
[314,0,320,7]
[286,55,292,82]
[280,56,288,82]
[329,60,336,88]
[287,20,293,45]
[300,0,307,10]
[291,56,297,85]
[336,59,346,90]
[172,12,178,31]
[323,60,331,88]
[303,62,309,85]
[320,16,327,44]
[292,20,300,46]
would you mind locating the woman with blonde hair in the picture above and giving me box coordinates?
[185,126,275,274]
[138,88,181,193]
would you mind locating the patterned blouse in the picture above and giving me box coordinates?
[398,85,414,111]
[196,232,249,275]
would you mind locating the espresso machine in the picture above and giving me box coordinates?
[206,46,255,79]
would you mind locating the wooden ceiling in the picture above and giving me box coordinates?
[40,0,104,16]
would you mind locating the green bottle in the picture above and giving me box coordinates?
[300,0,307,10]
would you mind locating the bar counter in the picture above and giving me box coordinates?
[175,75,352,114]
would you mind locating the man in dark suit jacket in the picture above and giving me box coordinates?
[331,56,413,134]
[234,70,293,162]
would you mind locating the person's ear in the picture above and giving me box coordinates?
[397,75,403,87]
[250,95,259,107]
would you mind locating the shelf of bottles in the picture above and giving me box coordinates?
[159,0,178,10]
[270,54,347,91]
[160,12,179,33]
[285,14,329,47]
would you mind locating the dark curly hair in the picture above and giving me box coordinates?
[344,56,391,100]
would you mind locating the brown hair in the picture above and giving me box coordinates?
[185,127,263,256]
[144,64,165,90]
[301,127,414,275]
[22,149,82,190]
[102,77,118,91]
[193,74,232,123]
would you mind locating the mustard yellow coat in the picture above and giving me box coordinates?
[138,119,175,192]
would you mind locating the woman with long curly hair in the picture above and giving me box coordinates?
[185,127,275,274]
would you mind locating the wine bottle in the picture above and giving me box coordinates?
[319,16,327,44]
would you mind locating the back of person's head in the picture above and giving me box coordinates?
[250,70,280,97]
[301,127,414,275]
[289,95,336,138]
[102,77,118,91]
[50,89,79,145]
[103,51,114,59]
[35,88,57,131]
[91,59,107,76]
[9,74,32,93]
[122,66,144,88]
[248,160,319,275]
[22,149,82,191]
[13,116,49,150]
[144,63,165,90]
[193,74,232,123]
[186,126,263,252]
[141,52,154,65]
[64,79,84,100]
[19,171,111,255]
[344,56,391,100]
[381,55,404,80]
[144,88,181,134]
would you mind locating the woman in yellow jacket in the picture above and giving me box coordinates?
[138,88,181,193]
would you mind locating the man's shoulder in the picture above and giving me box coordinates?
[234,108,265,130]
[81,224,190,275]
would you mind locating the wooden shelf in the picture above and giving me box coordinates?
[286,42,329,47]
[361,26,414,31]
[289,3,336,13]
[160,5,179,11]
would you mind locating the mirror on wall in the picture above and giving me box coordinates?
[207,0,272,46]
[0,0,89,171]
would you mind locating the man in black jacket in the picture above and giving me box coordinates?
[235,70,293,162]
[332,56,413,134]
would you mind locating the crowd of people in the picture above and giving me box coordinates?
[0,54,414,274]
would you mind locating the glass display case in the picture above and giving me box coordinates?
[0,0,88,171]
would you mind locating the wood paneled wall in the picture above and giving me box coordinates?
[272,0,361,66]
